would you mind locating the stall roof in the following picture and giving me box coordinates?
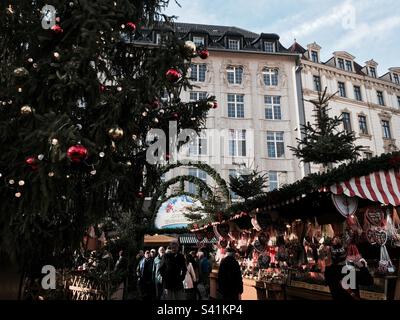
[144,234,177,246]
[179,234,217,244]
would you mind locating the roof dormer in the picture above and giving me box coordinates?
[307,42,322,63]
[364,59,379,78]
[333,51,356,72]
[218,31,244,51]
[389,67,400,85]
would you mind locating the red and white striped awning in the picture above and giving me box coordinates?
[330,169,400,206]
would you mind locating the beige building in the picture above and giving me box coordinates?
[165,23,304,195]
[289,41,400,174]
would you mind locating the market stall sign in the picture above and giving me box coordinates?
[154,195,204,229]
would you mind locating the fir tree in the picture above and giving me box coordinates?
[0,0,213,273]
[289,88,363,168]
[229,169,268,201]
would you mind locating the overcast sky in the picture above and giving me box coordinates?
[163,0,400,73]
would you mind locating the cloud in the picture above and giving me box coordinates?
[333,15,400,50]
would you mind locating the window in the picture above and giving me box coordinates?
[229,130,246,157]
[342,112,352,132]
[189,132,207,156]
[227,94,244,118]
[229,169,240,199]
[188,168,207,195]
[311,51,319,63]
[369,67,377,78]
[354,86,362,101]
[358,115,368,135]
[193,36,205,47]
[155,33,161,44]
[228,39,240,50]
[345,60,353,72]
[337,58,345,70]
[377,91,385,106]
[269,171,279,191]
[190,64,206,82]
[189,91,207,101]
[394,73,400,85]
[397,96,400,108]
[227,66,243,84]
[338,82,346,97]
[313,75,321,91]
[382,120,392,139]
[263,68,279,86]
[364,152,373,160]
[265,96,282,120]
[267,131,285,158]
[264,41,275,53]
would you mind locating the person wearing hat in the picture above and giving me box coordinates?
[217,247,243,300]
[324,237,373,300]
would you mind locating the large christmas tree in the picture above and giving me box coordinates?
[0,1,213,273]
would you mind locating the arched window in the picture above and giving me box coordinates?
[263,68,279,86]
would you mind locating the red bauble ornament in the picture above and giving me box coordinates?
[213,101,218,109]
[137,191,145,198]
[126,22,136,32]
[100,84,106,92]
[67,145,88,163]
[26,156,38,170]
[151,100,160,109]
[172,112,180,120]
[51,25,63,34]
[165,68,182,83]
[199,49,209,59]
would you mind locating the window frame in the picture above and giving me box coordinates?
[311,51,319,63]
[354,85,362,101]
[266,131,285,158]
[345,60,353,72]
[227,94,245,118]
[382,120,392,139]
[190,64,207,82]
[268,171,279,191]
[337,58,345,70]
[394,73,400,85]
[229,129,247,157]
[342,112,352,132]
[313,75,321,92]
[358,115,368,135]
[338,82,347,97]
[228,38,240,50]
[188,168,207,194]
[263,68,279,86]
[193,36,205,47]
[188,132,208,156]
[227,66,244,85]
[370,67,377,78]
[377,91,385,106]
[264,95,282,120]
[264,41,275,53]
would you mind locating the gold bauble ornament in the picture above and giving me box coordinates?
[13,67,29,78]
[20,105,32,115]
[108,127,124,141]
[184,41,197,55]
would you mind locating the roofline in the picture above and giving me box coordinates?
[301,58,400,90]
[208,47,300,59]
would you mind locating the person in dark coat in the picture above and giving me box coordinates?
[218,247,243,300]
[324,238,373,301]
[137,250,154,300]
[159,240,187,300]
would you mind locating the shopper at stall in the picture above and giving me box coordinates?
[324,237,373,300]
[198,251,212,299]
[153,246,165,300]
[159,240,187,300]
[217,247,243,300]
[183,254,197,300]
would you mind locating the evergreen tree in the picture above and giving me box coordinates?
[229,169,268,201]
[289,88,362,168]
[0,1,213,272]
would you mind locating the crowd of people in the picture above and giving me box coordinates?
[135,240,215,300]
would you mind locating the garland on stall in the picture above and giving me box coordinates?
[191,151,400,230]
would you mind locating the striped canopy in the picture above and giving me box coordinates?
[330,169,400,206]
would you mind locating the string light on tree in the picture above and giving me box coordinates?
[108,127,124,141]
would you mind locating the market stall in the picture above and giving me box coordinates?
[194,160,400,300]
